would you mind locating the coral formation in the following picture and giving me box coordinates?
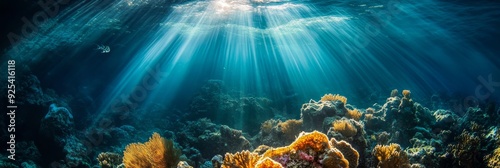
[346,109,362,121]
[332,119,358,137]
[97,152,122,168]
[278,119,303,142]
[372,143,411,168]
[486,147,500,168]
[221,150,261,168]
[123,132,181,168]
[255,157,284,168]
[330,138,359,168]
[321,94,347,104]
[446,130,481,167]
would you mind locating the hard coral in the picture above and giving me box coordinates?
[322,148,349,168]
[321,94,347,104]
[222,150,261,168]
[123,132,181,168]
[333,120,358,137]
[372,143,411,168]
[255,157,284,168]
[448,130,481,167]
[97,152,122,168]
[331,138,359,168]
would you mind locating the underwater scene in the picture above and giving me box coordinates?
[1,0,500,167]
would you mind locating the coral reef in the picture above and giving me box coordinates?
[97,152,122,168]
[221,150,261,168]
[346,109,362,121]
[332,119,358,137]
[446,130,482,167]
[123,132,181,168]
[176,118,251,159]
[372,143,411,168]
[255,157,283,168]
[330,138,359,168]
[321,94,348,104]
[301,99,346,132]
[486,147,500,168]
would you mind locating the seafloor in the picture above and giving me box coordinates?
[1,78,499,168]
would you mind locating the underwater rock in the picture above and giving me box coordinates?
[189,80,275,135]
[40,104,74,137]
[176,118,251,159]
[301,99,346,132]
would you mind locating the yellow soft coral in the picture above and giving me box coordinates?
[372,143,411,168]
[278,119,303,141]
[346,109,362,121]
[332,120,358,137]
[255,157,284,168]
[222,150,261,168]
[123,132,180,168]
[321,94,347,104]
[487,147,500,168]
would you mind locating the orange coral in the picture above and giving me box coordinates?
[346,109,362,121]
[278,119,303,141]
[222,150,261,168]
[402,90,411,99]
[372,143,411,168]
[263,131,331,158]
[255,157,284,168]
[321,94,347,104]
[332,120,358,137]
[123,132,180,168]
[330,138,359,168]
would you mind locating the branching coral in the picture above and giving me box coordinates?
[255,157,284,168]
[330,138,359,168]
[321,94,347,104]
[486,147,500,168]
[222,150,261,168]
[346,109,362,121]
[261,119,278,135]
[372,143,411,168]
[123,132,181,168]
[448,130,481,167]
[332,120,358,137]
[97,152,122,168]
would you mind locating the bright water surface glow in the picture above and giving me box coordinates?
[3,0,499,126]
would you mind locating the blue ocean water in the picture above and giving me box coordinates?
[1,0,500,167]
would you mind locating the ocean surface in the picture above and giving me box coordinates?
[1,0,500,167]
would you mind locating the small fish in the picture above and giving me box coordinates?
[96,44,111,53]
